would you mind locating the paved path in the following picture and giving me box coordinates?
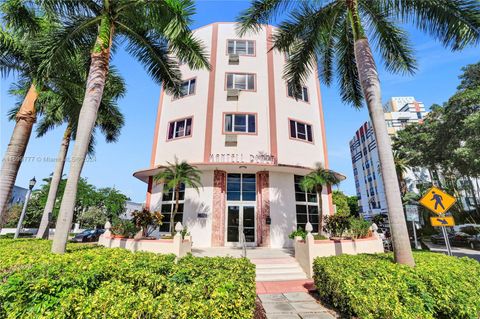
[422,240,480,262]
[258,292,337,319]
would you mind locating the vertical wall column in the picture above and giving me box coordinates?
[211,170,226,246]
[256,171,270,247]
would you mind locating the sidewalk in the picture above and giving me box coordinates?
[422,239,480,262]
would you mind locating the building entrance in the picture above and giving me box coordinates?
[225,173,257,247]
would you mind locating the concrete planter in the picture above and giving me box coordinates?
[294,234,384,278]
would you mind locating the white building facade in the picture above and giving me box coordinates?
[134,23,334,248]
[350,97,429,219]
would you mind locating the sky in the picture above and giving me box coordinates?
[1,0,479,203]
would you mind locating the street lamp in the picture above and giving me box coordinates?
[14,177,36,239]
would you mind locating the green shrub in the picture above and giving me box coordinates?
[323,214,351,238]
[348,217,371,239]
[0,239,256,318]
[110,219,138,238]
[313,252,480,319]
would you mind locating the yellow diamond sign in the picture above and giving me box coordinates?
[419,186,456,215]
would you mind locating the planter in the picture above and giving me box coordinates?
[294,236,303,241]
[112,235,126,239]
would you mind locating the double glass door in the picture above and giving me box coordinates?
[226,205,256,246]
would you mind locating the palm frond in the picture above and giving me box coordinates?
[237,0,296,35]
[387,0,480,50]
[335,16,363,108]
[117,21,183,96]
[360,1,417,75]
[0,0,41,35]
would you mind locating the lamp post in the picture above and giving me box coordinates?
[14,177,36,239]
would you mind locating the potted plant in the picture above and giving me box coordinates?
[131,209,164,239]
[288,228,307,241]
[181,226,191,241]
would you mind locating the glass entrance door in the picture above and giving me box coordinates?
[226,205,256,246]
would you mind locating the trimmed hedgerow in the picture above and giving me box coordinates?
[313,251,480,319]
[0,239,256,319]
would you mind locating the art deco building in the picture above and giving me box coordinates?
[134,23,334,248]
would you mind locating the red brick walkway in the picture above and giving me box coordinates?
[256,280,315,294]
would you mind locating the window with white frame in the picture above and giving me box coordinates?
[179,79,196,97]
[167,117,192,140]
[160,183,185,232]
[289,120,313,142]
[226,73,255,90]
[224,114,256,133]
[227,40,255,55]
[287,83,309,102]
[294,175,319,232]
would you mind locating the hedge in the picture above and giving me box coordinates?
[313,251,480,319]
[0,239,256,319]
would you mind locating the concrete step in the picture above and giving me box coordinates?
[255,272,308,282]
[256,267,304,275]
[256,263,302,270]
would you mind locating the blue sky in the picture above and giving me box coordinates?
[1,1,478,202]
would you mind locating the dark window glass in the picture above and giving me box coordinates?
[248,115,256,133]
[290,120,296,138]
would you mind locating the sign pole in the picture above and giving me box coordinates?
[441,225,453,256]
[412,220,419,249]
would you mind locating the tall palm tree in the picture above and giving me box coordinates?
[18,58,125,239]
[153,159,202,234]
[0,2,46,225]
[238,0,480,266]
[39,0,210,253]
[300,164,342,235]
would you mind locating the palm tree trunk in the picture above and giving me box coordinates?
[36,126,71,239]
[316,185,324,235]
[52,22,112,253]
[171,186,180,234]
[354,38,415,266]
[0,84,38,227]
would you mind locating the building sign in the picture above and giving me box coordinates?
[209,153,276,165]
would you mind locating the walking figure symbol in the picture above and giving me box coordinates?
[431,191,445,210]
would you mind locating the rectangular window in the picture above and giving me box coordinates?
[227,173,256,201]
[226,73,255,90]
[224,114,256,133]
[160,184,185,232]
[178,78,196,98]
[294,175,319,232]
[167,117,192,140]
[287,83,309,102]
[289,120,313,142]
[227,40,255,55]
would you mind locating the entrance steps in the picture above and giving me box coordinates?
[191,247,308,282]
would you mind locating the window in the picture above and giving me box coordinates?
[287,83,309,102]
[294,175,319,232]
[160,184,185,232]
[289,120,313,142]
[167,118,192,140]
[178,78,196,97]
[227,174,256,201]
[226,73,255,90]
[224,114,256,133]
[227,40,255,55]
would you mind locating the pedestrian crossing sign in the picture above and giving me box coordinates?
[419,187,456,215]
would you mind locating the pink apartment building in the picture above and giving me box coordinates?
[133,23,334,248]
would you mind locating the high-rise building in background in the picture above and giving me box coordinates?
[349,97,429,219]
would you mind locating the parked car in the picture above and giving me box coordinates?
[468,234,480,250]
[430,232,454,245]
[70,229,105,243]
[450,232,471,247]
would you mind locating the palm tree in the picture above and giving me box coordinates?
[393,150,409,196]
[39,0,210,253]
[0,2,46,225]
[300,164,342,235]
[153,159,202,234]
[238,0,480,266]
[20,58,125,239]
